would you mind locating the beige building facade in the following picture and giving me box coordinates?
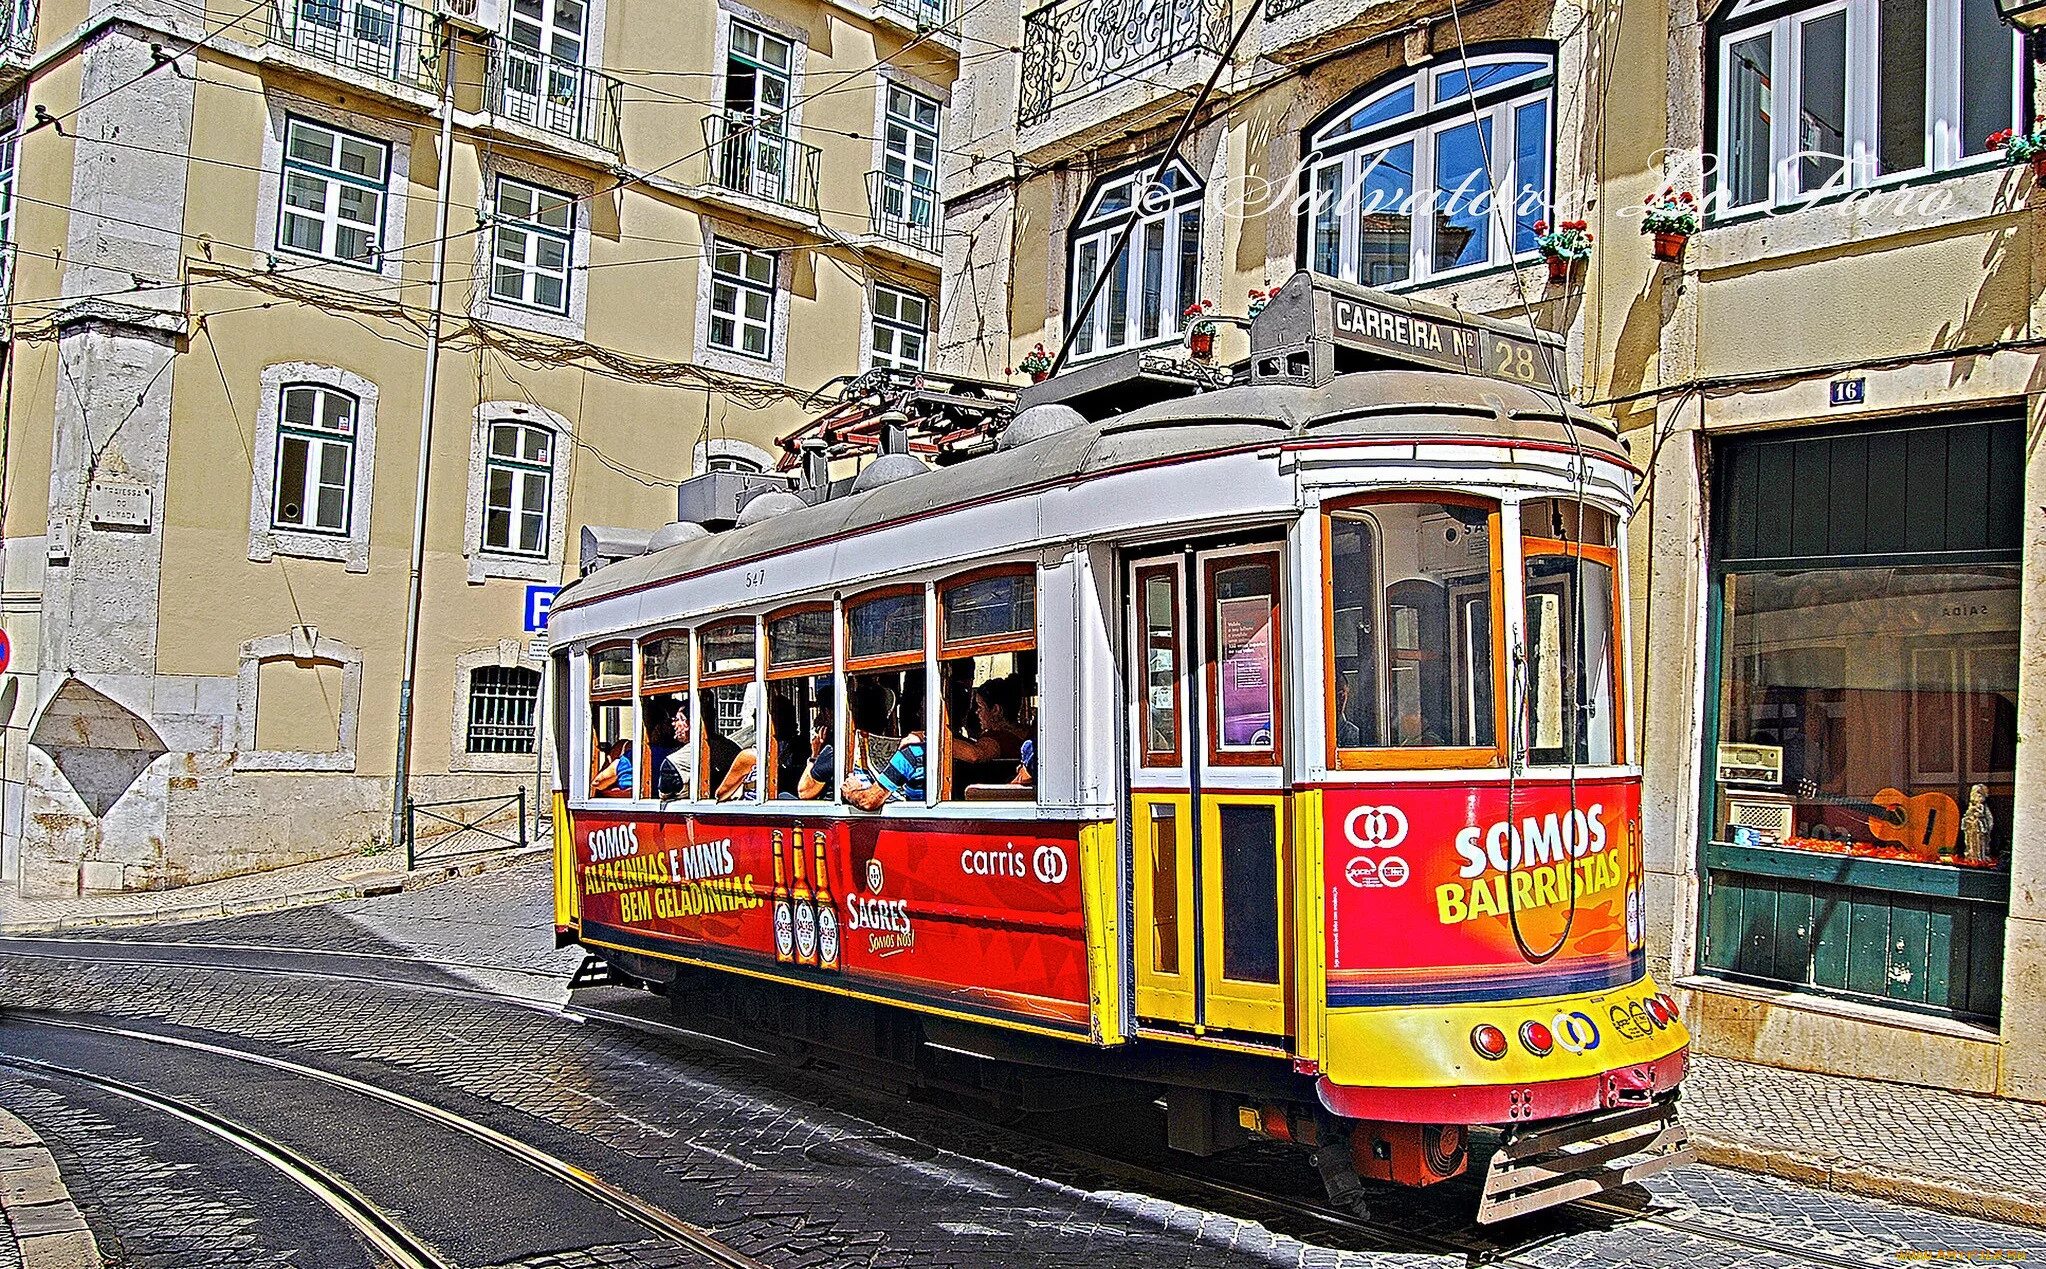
[939,0,2046,1098]
[0,0,957,893]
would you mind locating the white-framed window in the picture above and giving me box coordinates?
[491,176,574,313]
[726,20,793,131]
[709,237,776,359]
[1713,0,2022,212]
[0,99,17,297]
[502,0,588,113]
[277,116,389,268]
[1067,158,1204,361]
[272,384,357,535]
[871,283,928,370]
[483,419,554,557]
[1301,48,1554,287]
[467,664,541,754]
[878,81,940,235]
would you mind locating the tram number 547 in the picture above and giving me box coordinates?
[744,568,767,589]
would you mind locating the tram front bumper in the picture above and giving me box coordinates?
[1474,1096,1695,1223]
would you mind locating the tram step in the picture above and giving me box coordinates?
[1475,1100,1694,1224]
[568,953,618,989]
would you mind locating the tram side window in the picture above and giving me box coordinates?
[939,570,1037,802]
[843,588,929,807]
[1522,502,1621,766]
[1327,499,1500,758]
[640,633,691,801]
[699,619,758,800]
[767,607,832,800]
[588,644,635,797]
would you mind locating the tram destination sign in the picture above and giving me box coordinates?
[1320,286,1563,392]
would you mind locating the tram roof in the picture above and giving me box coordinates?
[556,368,1627,615]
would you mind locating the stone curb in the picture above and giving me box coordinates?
[0,1107,102,1269]
[0,844,551,936]
[1691,1133,2046,1229]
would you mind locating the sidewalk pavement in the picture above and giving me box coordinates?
[2,852,2042,1231]
[0,842,550,935]
[0,1107,99,1269]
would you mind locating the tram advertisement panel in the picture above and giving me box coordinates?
[572,812,1093,1029]
[1323,779,1645,1006]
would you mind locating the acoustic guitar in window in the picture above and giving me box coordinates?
[1794,779,1960,855]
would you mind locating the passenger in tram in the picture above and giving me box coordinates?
[795,685,835,800]
[952,678,1029,765]
[715,683,764,801]
[698,690,741,799]
[842,681,925,811]
[654,701,692,802]
[768,692,806,799]
[592,738,634,797]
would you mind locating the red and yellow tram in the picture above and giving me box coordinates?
[547,274,1693,1222]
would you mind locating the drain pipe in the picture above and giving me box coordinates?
[390,17,460,855]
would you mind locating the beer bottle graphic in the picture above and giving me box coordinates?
[770,828,794,964]
[791,822,818,966]
[812,828,839,971]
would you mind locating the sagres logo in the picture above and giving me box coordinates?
[1343,805,1408,851]
[865,857,885,894]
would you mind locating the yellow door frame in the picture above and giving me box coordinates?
[1131,792,1196,1025]
[1197,792,1291,1035]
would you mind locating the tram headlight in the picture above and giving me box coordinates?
[1518,1020,1554,1057]
[1470,1024,1509,1060]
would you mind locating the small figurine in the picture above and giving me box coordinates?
[1959,784,1994,865]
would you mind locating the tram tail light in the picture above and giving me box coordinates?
[1645,996,1671,1028]
[1519,1020,1554,1056]
[1470,1024,1509,1060]
[1658,992,1681,1022]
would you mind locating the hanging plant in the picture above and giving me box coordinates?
[1533,219,1593,283]
[1183,298,1218,360]
[1641,187,1700,263]
[1246,286,1274,319]
[1007,342,1053,382]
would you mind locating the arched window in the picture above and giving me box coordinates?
[1300,47,1554,286]
[1711,0,2021,212]
[482,419,555,557]
[1067,158,1205,361]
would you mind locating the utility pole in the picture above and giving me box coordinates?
[390,16,460,854]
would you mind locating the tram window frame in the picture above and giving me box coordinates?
[1321,492,1509,771]
[1203,551,1286,769]
[843,584,931,807]
[1132,562,1184,770]
[1520,500,1625,767]
[587,641,637,799]
[638,629,693,804]
[697,617,762,802]
[937,565,1038,803]
[767,603,834,802]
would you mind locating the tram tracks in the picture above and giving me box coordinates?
[0,1013,769,1269]
[0,938,1938,1269]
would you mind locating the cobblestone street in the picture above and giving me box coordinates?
[0,863,2038,1268]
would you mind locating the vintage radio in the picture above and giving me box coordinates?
[1717,742,1784,788]
[1724,792,1795,844]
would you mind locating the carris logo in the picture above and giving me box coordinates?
[1344,854,1411,889]
[1032,844,1069,885]
[1343,805,1408,851]
[587,823,639,861]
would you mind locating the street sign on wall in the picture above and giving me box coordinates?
[524,586,561,634]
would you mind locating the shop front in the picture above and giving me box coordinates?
[1698,412,2021,1024]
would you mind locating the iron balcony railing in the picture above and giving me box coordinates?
[867,170,940,254]
[488,44,624,154]
[1018,0,1231,125]
[701,112,822,215]
[875,0,951,30]
[267,0,438,92]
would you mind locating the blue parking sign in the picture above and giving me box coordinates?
[524,585,561,633]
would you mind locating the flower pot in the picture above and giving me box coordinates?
[1189,329,1215,361]
[1545,255,1572,284]
[2031,154,2046,181]
[1651,230,1688,263]
[1029,370,1050,383]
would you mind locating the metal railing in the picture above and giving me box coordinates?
[1018,0,1231,125]
[701,113,822,215]
[406,788,529,869]
[875,0,951,29]
[487,45,624,154]
[266,0,438,92]
[867,170,941,254]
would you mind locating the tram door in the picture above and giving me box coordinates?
[1126,545,1292,1039]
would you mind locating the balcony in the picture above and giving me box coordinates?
[487,45,624,155]
[874,0,952,32]
[701,113,822,217]
[266,0,438,94]
[1018,0,1230,126]
[866,170,941,255]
